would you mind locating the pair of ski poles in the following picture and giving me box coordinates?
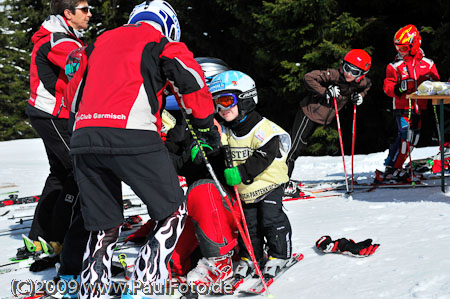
[333,97,357,193]
[180,108,272,297]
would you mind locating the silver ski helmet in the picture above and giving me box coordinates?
[209,70,258,115]
[128,0,181,42]
[195,57,230,85]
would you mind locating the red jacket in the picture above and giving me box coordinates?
[383,49,440,111]
[66,22,215,155]
[28,15,83,119]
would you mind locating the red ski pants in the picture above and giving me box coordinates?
[171,179,239,275]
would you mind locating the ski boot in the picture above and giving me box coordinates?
[375,167,410,183]
[283,180,304,197]
[38,237,63,255]
[262,257,288,278]
[187,250,234,286]
[234,257,255,279]
[12,235,43,261]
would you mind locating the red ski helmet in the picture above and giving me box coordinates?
[342,49,371,82]
[393,24,421,56]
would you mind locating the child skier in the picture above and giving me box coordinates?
[285,49,372,194]
[381,24,440,181]
[209,70,293,278]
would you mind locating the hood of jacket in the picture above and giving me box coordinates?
[32,15,82,45]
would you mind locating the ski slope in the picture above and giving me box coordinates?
[0,138,449,298]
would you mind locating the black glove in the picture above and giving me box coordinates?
[316,235,379,257]
[394,80,408,96]
[189,140,214,165]
[351,92,363,105]
[196,125,221,149]
[325,85,341,104]
[29,255,60,272]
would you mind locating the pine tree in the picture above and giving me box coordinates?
[0,0,48,140]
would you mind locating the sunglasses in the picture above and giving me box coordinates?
[342,62,364,77]
[395,44,410,53]
[213,93,238,112]
[74,6,90,13]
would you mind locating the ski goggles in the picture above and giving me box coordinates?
[395,44,410,53]
[342,62,364,77]
[213,93,238,112]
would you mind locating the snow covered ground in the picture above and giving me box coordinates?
[1,138,450,298]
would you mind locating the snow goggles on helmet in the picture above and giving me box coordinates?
[213,93,238,112]
[395,44,410,53]
[343,62,364,77]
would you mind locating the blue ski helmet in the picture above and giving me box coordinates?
[128,0,181,42]
[164,95,179,110]
[209,70,258,115]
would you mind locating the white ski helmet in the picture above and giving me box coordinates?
[128,0,181,42]
[209,70,258,115]
[195,57,230,85]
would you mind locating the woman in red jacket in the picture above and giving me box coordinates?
[19,0,92,260]
[381,24,440,182]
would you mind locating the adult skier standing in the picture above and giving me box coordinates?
[285,49,372,193]
[20,0,92,259]
[64,1,219,298]
[381,24,440,181]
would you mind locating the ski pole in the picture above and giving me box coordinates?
[180,108,271,296]
[351,104,357,192]
[222,146,253,248]
[407,98,416,184]
[333,97,349,193]
[222,145,265,288]
[433,105,441,143]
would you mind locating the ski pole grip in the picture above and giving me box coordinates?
[223,145,233,168]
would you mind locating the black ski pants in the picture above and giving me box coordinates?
[28,116,80,243]
[238,185,292,261]
[286,108,319,177]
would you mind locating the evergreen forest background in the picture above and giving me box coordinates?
[1,0,450,155]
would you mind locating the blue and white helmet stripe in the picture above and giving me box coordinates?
[128,0,181,42]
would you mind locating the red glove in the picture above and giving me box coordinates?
[316,236,379,257]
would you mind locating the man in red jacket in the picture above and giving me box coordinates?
[64,1,220,297]
[19,0,92,260]
[381,24,440,181]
